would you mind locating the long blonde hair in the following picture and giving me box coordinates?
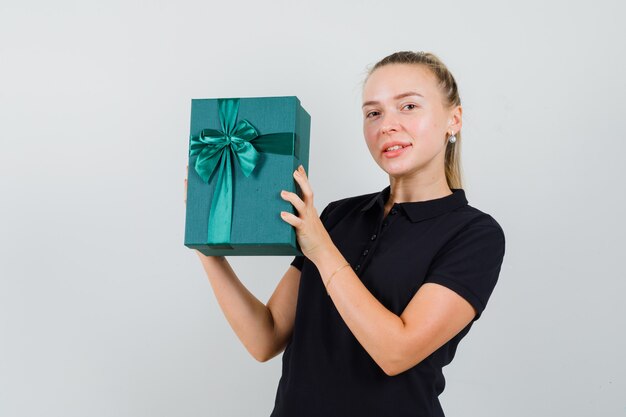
[365,51,463,189]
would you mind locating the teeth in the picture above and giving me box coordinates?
[386,145,404,152]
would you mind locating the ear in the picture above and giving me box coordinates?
[447,105,463,135]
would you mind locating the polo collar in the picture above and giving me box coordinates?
[360,185,468,222]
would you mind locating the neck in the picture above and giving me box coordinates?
[386,174,452,206]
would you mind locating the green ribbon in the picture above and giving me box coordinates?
[189,98,295,246]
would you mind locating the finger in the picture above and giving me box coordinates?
[280,190,306,213]
[293,168,314,204]
[280,211,303,227]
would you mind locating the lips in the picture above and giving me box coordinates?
[381,143,412,159]
[381,141,412,154]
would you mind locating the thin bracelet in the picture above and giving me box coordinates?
[325,263,351,295]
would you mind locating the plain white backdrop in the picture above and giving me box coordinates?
[1,0,624,416]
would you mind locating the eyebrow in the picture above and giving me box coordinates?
[362,91,424,108]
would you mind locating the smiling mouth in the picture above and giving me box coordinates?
[384,144,411,153]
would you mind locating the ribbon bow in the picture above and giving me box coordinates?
[189,98,295,246]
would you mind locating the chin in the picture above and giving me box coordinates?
[377,159,415,176]
[381,166,415,179]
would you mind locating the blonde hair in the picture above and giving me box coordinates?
[365,51,463,189]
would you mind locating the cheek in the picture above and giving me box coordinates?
[363,124,377,150]
[407,116,440,141]
[406,117,429,135]
[425,110,448,137]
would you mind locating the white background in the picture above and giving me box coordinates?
[1,0,625,416]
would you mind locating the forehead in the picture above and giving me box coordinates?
[362,64,440,102]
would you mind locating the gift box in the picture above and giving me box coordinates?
[184,96,310,256]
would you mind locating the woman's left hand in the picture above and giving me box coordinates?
[280,165,334,262]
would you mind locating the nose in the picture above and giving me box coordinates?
[380,112,400,136]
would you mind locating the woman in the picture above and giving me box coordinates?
[185,51,505,417]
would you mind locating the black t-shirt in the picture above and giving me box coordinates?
[270,186,506,417]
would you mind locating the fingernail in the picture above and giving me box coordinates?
[298,165,304,172]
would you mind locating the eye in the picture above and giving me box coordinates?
[402,103,418,110]
[365,110,380,119]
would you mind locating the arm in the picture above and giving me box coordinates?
[186,165,299,362]
[196,254,301,362]
[313,246,475,376]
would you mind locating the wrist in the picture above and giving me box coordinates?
[195,250,226,263]
[310,245,347,274]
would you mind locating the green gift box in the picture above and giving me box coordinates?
[184,96,310,256]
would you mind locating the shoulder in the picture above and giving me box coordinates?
[440,203,506,256]
[454,204,505,237]
[453,203,504,231]
[426,203,506,319]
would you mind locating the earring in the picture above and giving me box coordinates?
[448,132,457,144]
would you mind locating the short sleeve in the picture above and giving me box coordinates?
[289,202,336,271]
[425,222,506,320]
[290,254,306,271]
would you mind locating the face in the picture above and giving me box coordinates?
[362,64,461,180]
